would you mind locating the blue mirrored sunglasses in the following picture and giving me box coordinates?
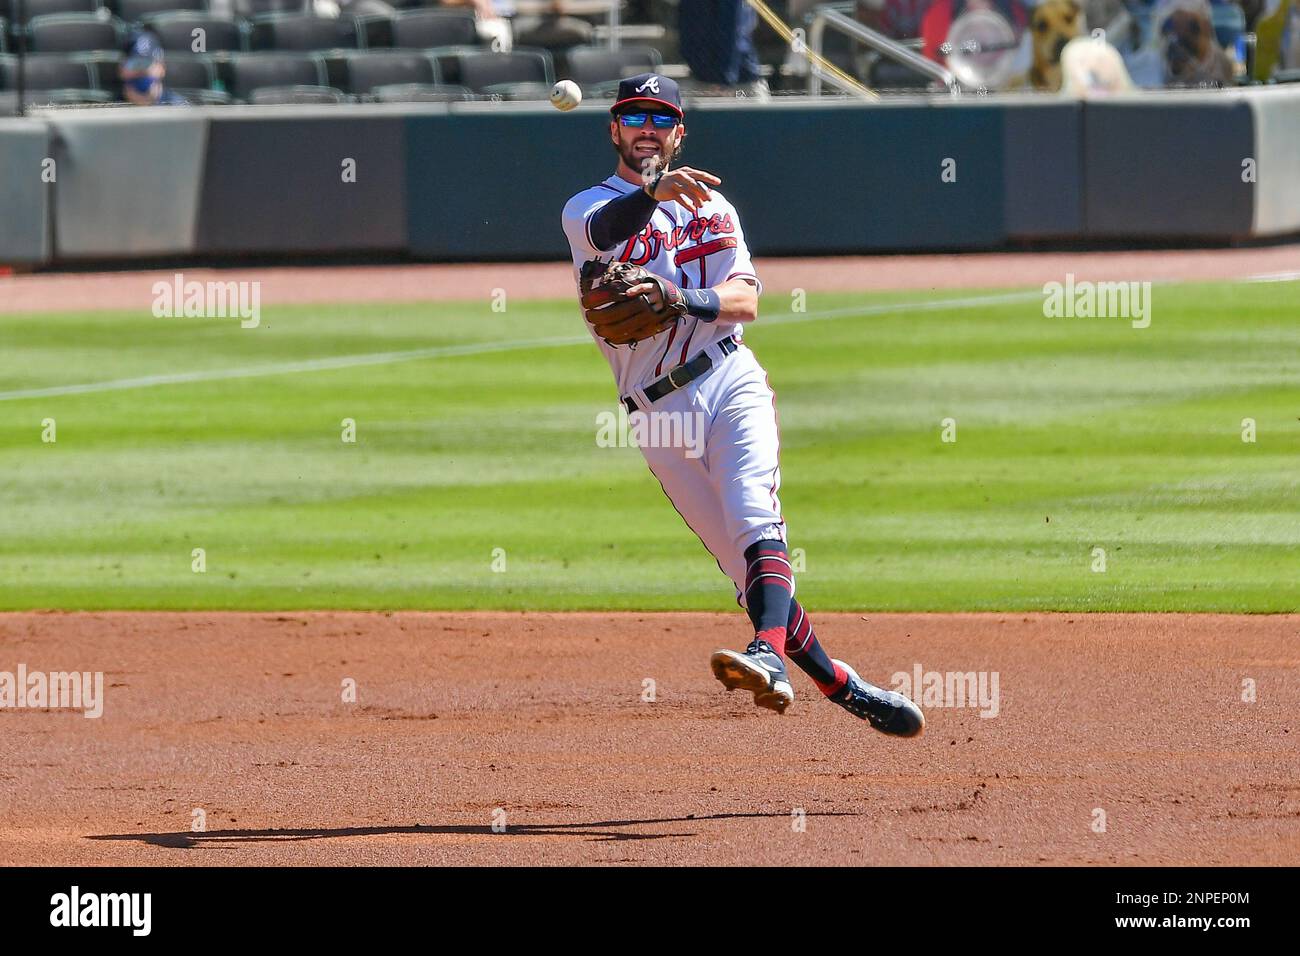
[617,112,679,129]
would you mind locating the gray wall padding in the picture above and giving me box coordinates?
[0,119,51,264]
[408,100,1008,259]
[47,109,207,258]
[1082,96,1255,239]
[197,114,405,254]
[1247,86,1300,236]
[1001,99,1083,239]
[8,91,1292,265]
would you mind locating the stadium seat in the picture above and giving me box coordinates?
[562,44,661,85]
[113,0,203,23]
[161,50,213,88]
[237,0,309,16]
[0,88,107,113]
[6,0,100,25]
[248,82,347,102]
[176,86,233,103]
[249,13,359,51]
[352,12,391,49]
[28,86,115,104]
[80,48,122,90]
[225,49,324,99]
[27,12,121,52]
[447,48,551,92]
[371,81,472,103]
[344,48,432,94]
[0,50,95,88]
[512,14,592,55]
[390,8,476,49]
[143,12,245,53]
[0,18,6,52]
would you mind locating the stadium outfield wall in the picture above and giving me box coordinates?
[1,86,1297,267]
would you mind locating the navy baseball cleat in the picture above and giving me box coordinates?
[710,639,794,714]
[830,660,925,737]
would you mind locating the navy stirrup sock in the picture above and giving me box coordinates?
[785,599,847,695]
[743,540,794,656]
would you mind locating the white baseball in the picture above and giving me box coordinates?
[550,80,582,112]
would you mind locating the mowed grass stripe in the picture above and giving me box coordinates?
[0,282,1295,611]
[0,289,1042,402]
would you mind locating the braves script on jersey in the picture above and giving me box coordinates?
[562,176,762,398]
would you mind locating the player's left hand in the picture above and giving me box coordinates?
[579,260,687,346]
[624,281,664,308]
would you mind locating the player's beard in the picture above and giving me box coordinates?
[616,133,681,178]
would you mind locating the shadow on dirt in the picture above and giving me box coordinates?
[88,811,863,848]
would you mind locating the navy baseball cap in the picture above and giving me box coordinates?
[122,30,165,71]
[610,73,683,118]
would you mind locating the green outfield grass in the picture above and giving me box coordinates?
[1,281,1296,612]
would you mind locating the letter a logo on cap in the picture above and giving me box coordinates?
[635,76,661,94]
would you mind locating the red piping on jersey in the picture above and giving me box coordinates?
[645,464,740,600]
[675,237,737,266]
[654,321,679,377]
[763,370,786,530]
[676,319,695,365]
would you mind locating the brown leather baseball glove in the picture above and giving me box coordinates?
[579,259,688,347]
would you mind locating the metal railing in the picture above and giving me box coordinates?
[808,6,959,97]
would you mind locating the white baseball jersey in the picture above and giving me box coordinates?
[561,172,784,595]
[561,174,762,398]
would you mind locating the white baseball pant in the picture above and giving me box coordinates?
[632,340,787,604]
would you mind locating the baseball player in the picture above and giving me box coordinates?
[561,74,924,736]
[119,30,188,106]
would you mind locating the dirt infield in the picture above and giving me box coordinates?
[2,612,1296,866]
[3,245,1298,312]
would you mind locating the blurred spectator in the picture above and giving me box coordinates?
[1122,0,1235,85]
[679,0,770,97]
[442,0,515,51]
[922,0,1029,62]
[1059,32,1135,93]
[1020,0,1085,90]
[513,1,594,54]
[1113,1,1242,49]
[119,30,188,106]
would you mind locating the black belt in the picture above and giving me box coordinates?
[623,335,738,414]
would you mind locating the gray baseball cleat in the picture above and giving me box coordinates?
[830,660,925,737]
[710,639,794,714]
